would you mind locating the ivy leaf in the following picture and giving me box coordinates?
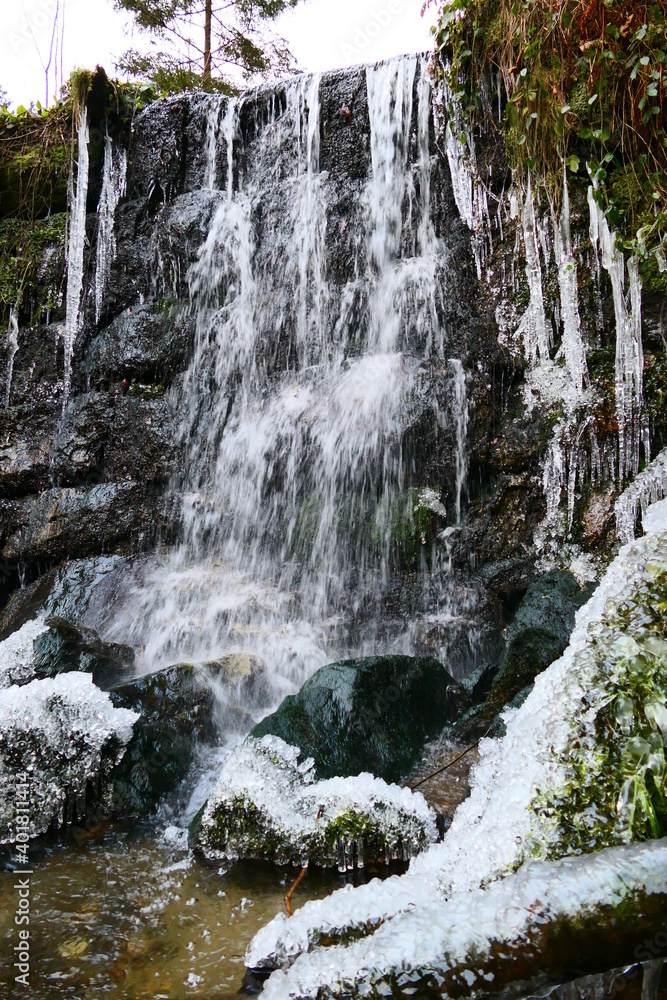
[567,154,580,173]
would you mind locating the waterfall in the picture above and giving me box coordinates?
[109,57,467,705]
[95,137,127,324]
[63,107,90,411]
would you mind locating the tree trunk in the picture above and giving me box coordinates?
[203,0,212,91]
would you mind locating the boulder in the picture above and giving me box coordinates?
[251,655,469,782]
[195,735,438,867]
[489,570,594,710]
[0,672,138,843]
[454,571,594,741]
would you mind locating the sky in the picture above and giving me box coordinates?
[1,0,439,108]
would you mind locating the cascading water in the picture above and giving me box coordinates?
[4,308,19,408]
[108,56,469,714]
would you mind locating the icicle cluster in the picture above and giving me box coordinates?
[196,735,438,869]
[616,447,667,544]
[588,186,645,482]
[4,307,19,408]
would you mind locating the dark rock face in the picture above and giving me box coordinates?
[455,571,594,741]
[490,571,594,707]
[108,664,218,816]
[251,655,469,782]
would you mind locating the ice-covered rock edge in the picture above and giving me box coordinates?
[246,497,667,975]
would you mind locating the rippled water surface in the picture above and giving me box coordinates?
[0,826,391,999]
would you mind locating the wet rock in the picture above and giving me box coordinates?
[84,302,194,387]
[490,570,594,709]
[1,482,178,567]
[32,616,134,690]
[108,663,219,816]
[251,655,469,782]
[0,572,56,642]
[455,570,594,741]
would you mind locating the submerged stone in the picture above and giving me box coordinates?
[251,655,468,782]
[196,735,438,868]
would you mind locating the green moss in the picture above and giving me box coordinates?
[433,0,667,259]
[0,213,67,325]
[127,382,165,399]
[538,568,667,855]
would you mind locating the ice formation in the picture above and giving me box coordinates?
[555,174,588,394]
[247,499,667,979]
[589,187,644,481]
[197,735,437,868]
[63,108,90,411]
[0,672,138,842]
[516,182,551,366]
[4,307,19,408]
[258,839,667,999]
[95,137,127,323]
[0,618,48,688]
[616,447,667,544]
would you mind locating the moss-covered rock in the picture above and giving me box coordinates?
[251,655,469,782]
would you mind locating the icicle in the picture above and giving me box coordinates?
[444,121,485,275]
[556,171,588,394]
[516,181,550,366]
[95,137,127,324]
[543,431,565,523]
[63,107,90,412]
[4,307,19,408]
[450,359,469,525]
[590,190,644,482]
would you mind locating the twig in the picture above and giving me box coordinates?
[285,866,307,917]
[409,728,492,791]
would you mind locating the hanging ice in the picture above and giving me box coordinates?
[556,172,588,393]
[450,358,468,525]
[95,137,127,324]
[515,181,551,366]
[4,307,19,408]
[615,447,667,543]
[589,187,644,481]
[63,107,90,411]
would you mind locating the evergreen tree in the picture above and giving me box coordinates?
[114,0,302,93]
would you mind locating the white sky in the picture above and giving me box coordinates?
[1,0,438,108]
